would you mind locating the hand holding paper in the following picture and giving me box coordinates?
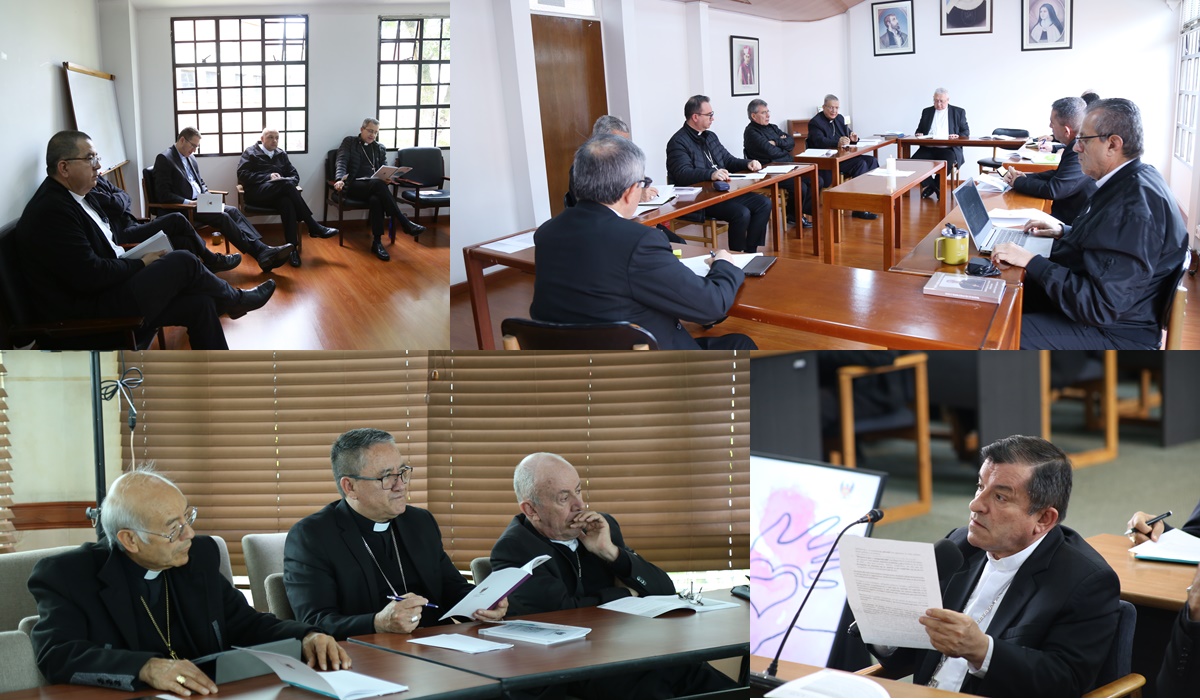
[440,555,550,621]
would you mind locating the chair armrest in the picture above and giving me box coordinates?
[209,189,228,197]
[1083,673,1145,698]
[836,352,928,380]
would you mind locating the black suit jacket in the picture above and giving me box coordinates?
[743,121,794,163]
[153,146,209,205]
[529,201,744,349]
[1009,139,1096,225]
[1025,159,1187,347]
[807,113,856,150]
[14,177,145,323]
[237,142,300,196]
[86,176,140,236]
[915,105,970,166]
[28,537,315,690]
[666,124,750,185]
[284,500,475,640]
[490,513,675,616]
[1158,603,1200,696]
[335,135,388,182]
[879,525,1119,697]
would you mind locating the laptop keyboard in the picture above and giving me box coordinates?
[992,227,1027,247]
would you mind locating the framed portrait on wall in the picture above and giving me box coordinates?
[941,0,992,35]
[731,36,760,96]
[1022,0,1071,51]
[872,1,915,56]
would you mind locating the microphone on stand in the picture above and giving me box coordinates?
[751,509,885,688]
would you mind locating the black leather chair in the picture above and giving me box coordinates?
[235,184,303,251]
[393,147,449,227]
[978,128,1031,174]
[500,318,659,350]
[323,147,395,248]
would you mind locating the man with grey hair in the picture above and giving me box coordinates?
[808,94,879,219]
[284,428,506,640]
[1002,96,1095,225]
[531,134,756,350]
[993,98,1188,349]
[873,435,1120,696]
[912,88,970,199]
[744,98,814,228]
[238,127,338,267]
[564,114,664,211]
[28,469,347,694]
[333,118,425,261]
[15,130,276,350]
[491,453,739,699]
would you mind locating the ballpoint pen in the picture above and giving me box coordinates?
[387,595,440,608]
[1124,510,1172,537]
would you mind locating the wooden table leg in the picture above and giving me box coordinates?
[807,169,821,256]
[883,202,895,271]
[893,196,903,248]
[771,182,782,252]
[464,250,496,350]
[822,196,836,264]
[939,164,949,215]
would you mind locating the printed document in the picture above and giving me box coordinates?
[408,634,513,654]
[599,595,740,617]
[480,231,535,254]
[1132,528,1200,565]
[679,252,762,277]
[840,536,941,650]
[234,648,407,699]
[440,555,550,620]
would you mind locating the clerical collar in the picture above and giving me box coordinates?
[985,529,1048,571]
[346,502,393,535]
[262,147,277,157]
[144,568,163,580]
[551,538,579,551]
[372,521,389,532]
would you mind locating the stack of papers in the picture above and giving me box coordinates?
[1131,528,1200,564]
[974,173,1010,193]
[798,148,837,157]
[480,231,535,254]
[764,669,890,698]
[599,595,740,617]
[759,165,799,174]
[855,139,882,147]
[679,252,762,277]
[409,634,513,654]
[675,186,703,196]
[988,208,1063,230]
[478,620,590,645]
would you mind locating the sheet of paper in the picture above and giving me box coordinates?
[480,231,535,254]
[440,555,549,620]
[974,173,1010,193]
[641,184,676,205]
[840,536,941,650]
[865,168,915,177]
[759,165,799,174]
[764,669,890,698]
[988,208,1064,229]
[798,148,837,157]
[1132,527,1200,564]
[636,203,663,215]
[729,173,767,180]
[409,634,513,654]
[854,139,883,147]
[234,648,407,699]
[675,186,703,196]
[599,595,740,617]
[679,252,762,277]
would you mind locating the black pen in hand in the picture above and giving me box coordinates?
[1125,510,1173,537]
[387,595,440,608]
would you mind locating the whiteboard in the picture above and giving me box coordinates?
[64,63,129,172]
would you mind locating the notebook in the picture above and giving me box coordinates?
[953,179,1053,257]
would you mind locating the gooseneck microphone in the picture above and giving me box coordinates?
[755,509,885,684]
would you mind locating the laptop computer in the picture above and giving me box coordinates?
[953,179,1054,257]
[195,192,223,214]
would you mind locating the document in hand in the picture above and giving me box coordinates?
[679,252,763,277]
[477,620,590,645]
[358,165,413,181]
[1131,528,1200,565]
[599,595,740,617]
[840,536,942,650]
[764,669,890,698]
[233,648,408,699]
[118,231,173,261]
[439,555,551,620]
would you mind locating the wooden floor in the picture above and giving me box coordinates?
[449,193,1200,350]
[162,216,449,350]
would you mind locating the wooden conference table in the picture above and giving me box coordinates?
[351,589,750,694]
[793,136,897,188]
[0,643,501,700]
[897,136,1027,160]
[748,656,975,698]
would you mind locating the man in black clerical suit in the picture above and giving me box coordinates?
[873,435,1120,696]
[743,98,813,228]
[333,118,426,262]
[154,127,293,273]
[667,94,772,253]
[237,127,338,268]
[491,452,740,700]
[88,172,241,273]
[1003,97,1096,225]
[15,131,276,350]
[28,469,346,695]
[531,134,756,350]
[992,99,1188,349]
[808,94,878,220]
[284,428,507,640]
[912,88,970,199]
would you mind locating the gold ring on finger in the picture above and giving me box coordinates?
[176,675,187,685]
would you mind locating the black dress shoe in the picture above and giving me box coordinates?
[288,249,301,267]
[372,239,391,261]
[852,211,878,220]
[206,253,242,273]
[803,218,813,228]
[227,279,276,319]
[401,220,426,237]
[308,224,337,239]
[257,244,294,273]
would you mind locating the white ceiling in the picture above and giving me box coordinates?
[129,0,436,8]
[661,0,867,22]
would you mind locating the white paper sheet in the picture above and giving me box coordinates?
[728,173,767,180]
[233,648,407,699]
[987,208,1064,230]
[679,252,762,277]
[798,148,838,157]
[480,231,536,254]
[974,173,1010,193]
[764,669,891,698]
[440,555,549,620]
[675,186,703,196]
[759,165,799,174]
[599,595,740,617]
[865,168,915,177]
[642,184,676,205]
[840,536,941,650]
[409,634,513,654]
[854,139,883,148]
[1132,527,1200,564]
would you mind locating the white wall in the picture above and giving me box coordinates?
[0,0,103,225]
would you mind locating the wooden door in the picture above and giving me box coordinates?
[532,14,608,217]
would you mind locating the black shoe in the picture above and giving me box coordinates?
[802,218,813,229]
[308,224,337,239]
[257,244,294,273]
[288,249,301,267]
[206,253,241,273]
[401,220,426,237]
[372,239,391,261]
[227,279,276,319]
[852,211,878,220]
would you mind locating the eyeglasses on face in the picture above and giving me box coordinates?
[130,506,198,543]
[63,154,102,167]
[1075,133,1112,143]
[343,465,414,490]
[698,111,715,118]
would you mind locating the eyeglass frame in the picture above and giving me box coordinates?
[697,111,716,118]
[1075,133,1112,143]
[341,465,414,490]
[128,506,198,544]
[62,154,102,167]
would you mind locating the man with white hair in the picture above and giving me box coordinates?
[912,88,970,199]
[28,469,347,694]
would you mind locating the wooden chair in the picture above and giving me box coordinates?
[500,318,659,350]
[142,166,229,253]
[1041,351,1118,469]
[322,147,395,248]
[0,221,164,349]
[828,352,931,522]
[977,128,1031,174]
[667,216,726,248]
[393,147,448,228]
[236,184,303,251]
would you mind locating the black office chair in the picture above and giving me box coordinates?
[1084,600,1144,697]
[978,128,1031,174]
[500,318,659,350]
[323,147,395,248]
[393,147,449,228]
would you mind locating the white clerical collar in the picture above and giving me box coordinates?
[985,529,1048,572]
[144,568,163,580]
[372,521,390,532]
[262,148,277,157]
[550,538,579,551]
[1093,159,1133,189]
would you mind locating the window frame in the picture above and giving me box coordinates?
[376,16,450,151]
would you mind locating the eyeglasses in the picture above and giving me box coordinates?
[1075,133,1112,143]
[130,506,197,543]
[63,154,102,167]
[698,111,715,118]
[632,176,652,189]
[343,465,414,490]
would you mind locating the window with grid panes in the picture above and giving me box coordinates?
[172,16,309,156]
[1176,2,1200,164]
[377,17,449,149]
